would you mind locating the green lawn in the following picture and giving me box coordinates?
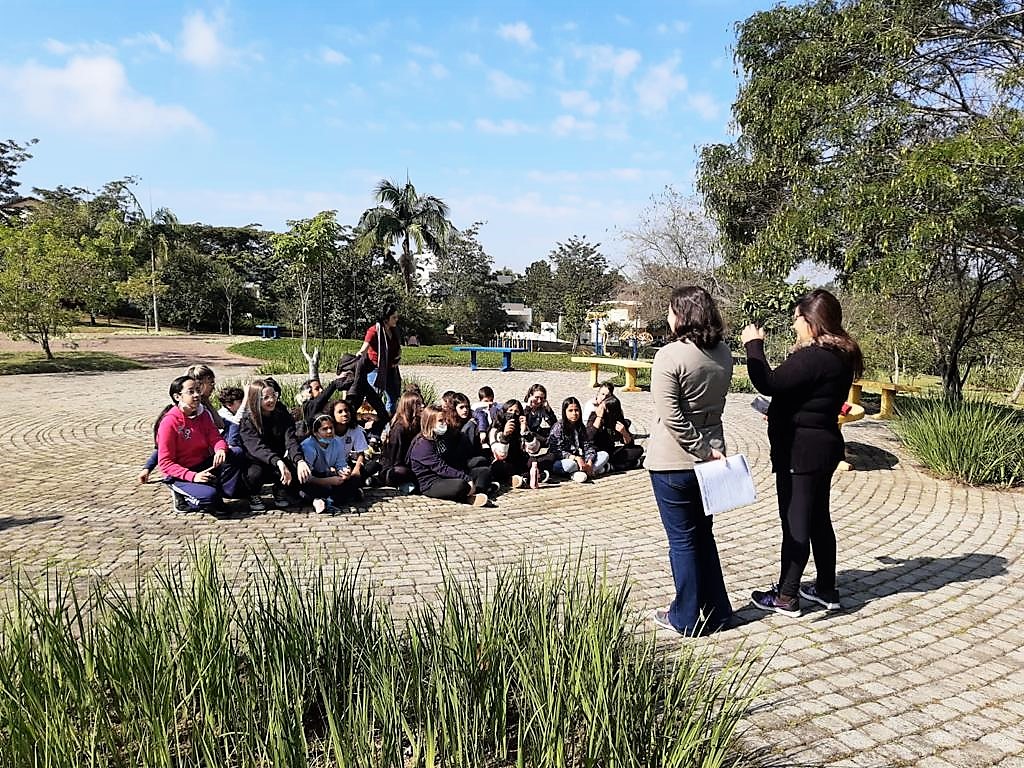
[227,339,762,392]
[0,351,147,375]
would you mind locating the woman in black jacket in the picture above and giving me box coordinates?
[742,289,863,617]
[238,378,312,511]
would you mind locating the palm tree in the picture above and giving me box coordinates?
[358,178,454,293]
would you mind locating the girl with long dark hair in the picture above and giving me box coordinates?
[358,304,402,414]
[548,396,610,482]
[742,288,863,617]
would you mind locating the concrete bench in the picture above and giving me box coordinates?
[848,379,921,419]
[255,324,280,340]
[451,346,526,372]
[570,356,653,392]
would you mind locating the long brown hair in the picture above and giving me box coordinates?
[794,289,864,377]
[240,378,269,434]
[419,405,444,440]
[391,391,423,432]
[668,286,725,349]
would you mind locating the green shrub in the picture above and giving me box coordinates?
[0,549,763,767]
[967,364,1019,393]
[894,396,1024,486]
[729,374,756,394]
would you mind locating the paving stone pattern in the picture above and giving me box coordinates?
[1,355,1022,767]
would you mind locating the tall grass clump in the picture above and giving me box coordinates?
[0,549,763,767]
[894,395,1024,486]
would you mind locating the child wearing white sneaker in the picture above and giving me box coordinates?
[548,396,610,483]
[300,414,362,511]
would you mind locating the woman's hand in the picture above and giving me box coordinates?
[504,420,517,437]
[296,460,312,484]
[212,449,226,468]
[137,468,150,484]
[708,448,726,461]
[740,324,765,344]
[277,460,293,486]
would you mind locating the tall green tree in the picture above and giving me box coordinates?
[430,222,508,342]
[0,138,37,208]
[273,211,343,379]
[698,0,1024,397]
[0,220,80,358]
[548,236,619,349]
[358,178,453,294]
[519,260,558,325]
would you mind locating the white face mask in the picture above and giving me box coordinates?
[434,423,448,436]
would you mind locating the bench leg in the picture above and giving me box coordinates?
[469,351,478,372]
[876,390,895,419]
[501,351,512,372]
[848,383,862,405]
[623,367,641,392]
[588,364,599,388]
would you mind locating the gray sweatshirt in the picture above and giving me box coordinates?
[644,339,732,471]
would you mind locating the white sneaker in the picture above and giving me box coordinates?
[312,498,327,514]
[511,474,526,489]
[470,492,489,507]
[571,471,588,484]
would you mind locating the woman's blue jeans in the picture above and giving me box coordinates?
[649,470,733,633]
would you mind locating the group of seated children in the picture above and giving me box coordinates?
[143,364,643,516]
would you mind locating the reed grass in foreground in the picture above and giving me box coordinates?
[894,395,1024,486]
[0,550,764,767]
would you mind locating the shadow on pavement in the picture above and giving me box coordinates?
[0,514,63,531]
[843,441,900,471]
[730,552,1007,627]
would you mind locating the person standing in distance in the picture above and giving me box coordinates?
[741,288,863,617]
[358,305,402,415]
[646,286,734,635]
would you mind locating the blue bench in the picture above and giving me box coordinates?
[452,346,526,372]
[256,324,279,339]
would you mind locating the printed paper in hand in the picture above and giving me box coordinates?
[693,454,756,516]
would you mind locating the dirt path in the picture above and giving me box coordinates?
[0,332,264,370]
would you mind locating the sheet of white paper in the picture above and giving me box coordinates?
[693,454,756,516]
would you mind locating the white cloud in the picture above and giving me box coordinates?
[572,44,641,81]
[634,56,687,113]
[488,70,532,99]
[655,20,691,34]
[179,10,259,68]
[559,89,600,116]
[408,44,438,58]
[121,32,173,53]
[687,92,721,120]
[321,47,350,65]
[0,55,205,136]
[430,62,449,79]
[44,38,115,56]
[614,14,632,25]
[461,52,482,67]
[475,118,534,135]
[551,114,596,138]
[498,21,536,49]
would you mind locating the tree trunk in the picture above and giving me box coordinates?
[150,249,161,334]
[89,312,97,326]
[1009,369,1024,404]
[40,331,53,360]
[227,302,233,336]
[402,232,414,293]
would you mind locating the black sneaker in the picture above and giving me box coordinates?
[751,586,801,617]
[799,584,841,610]
[170,489,189,512]
[272,488,292,509]
[249,495,267,512]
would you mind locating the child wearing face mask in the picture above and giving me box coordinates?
[407,405,489,506]
[300,413,362,513]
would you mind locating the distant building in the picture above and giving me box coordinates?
[500,301,533,331]
[0,196,42,224]
[579,300,643,345]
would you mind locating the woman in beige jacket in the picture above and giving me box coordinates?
[646,286,734,635]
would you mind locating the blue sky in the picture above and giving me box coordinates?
[0,1,767,271]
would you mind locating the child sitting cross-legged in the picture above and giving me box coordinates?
[300,413,364,513]
[548,396,610,483]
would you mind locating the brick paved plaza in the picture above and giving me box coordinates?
[1,338,1023,767]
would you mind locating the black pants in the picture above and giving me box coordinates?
[777,470,837,598]
[610,444,644,470]
[423,478,471,502]
[244,459,298,496]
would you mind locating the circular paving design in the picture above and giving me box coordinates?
[1,353,1022,767]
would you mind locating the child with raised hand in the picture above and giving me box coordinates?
[300,413,362,513]
[408,405,489,506]
[488,399,537,489]
[585,381,644,471]
[549,396,610,483]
